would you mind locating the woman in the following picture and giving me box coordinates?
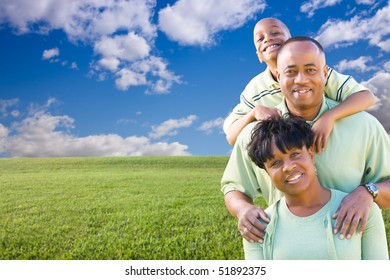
[245,115,388,259]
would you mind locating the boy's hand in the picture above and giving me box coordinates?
[311,114,335,154]
[253,105,282,121]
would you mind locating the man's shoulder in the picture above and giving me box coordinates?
[339,108,381,127]
[236,121,258,146]
[325,98,380,126]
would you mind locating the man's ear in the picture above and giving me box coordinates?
[323,65,329,79]
[276,69,281,82]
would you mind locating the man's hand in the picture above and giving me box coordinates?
[237,204,269,243]
[333,186,374,239]
[224,191,270,243]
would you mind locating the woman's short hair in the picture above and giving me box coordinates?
[247,115,313,169]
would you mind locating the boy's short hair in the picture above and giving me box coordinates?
[247,115,313,169]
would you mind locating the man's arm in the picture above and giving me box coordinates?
[361,203,389,260]
[224,191,269,243]
[333,114,390,239]
[373,178,390,209]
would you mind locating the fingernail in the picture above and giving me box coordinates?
[259,239,263,244]
[339,234,344,240]
[333,229,337,234]
[347,234,351,239]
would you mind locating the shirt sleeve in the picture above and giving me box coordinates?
[220,123,263,198]
[324,68,368,102]
[360,114,390,185]
[221,122,283,204]
[223,78,259,134]
[361,203,389,259]
[243,239,264,260]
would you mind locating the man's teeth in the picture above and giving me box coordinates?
[295,89,311,93]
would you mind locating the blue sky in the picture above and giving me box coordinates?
[0,0,389,157]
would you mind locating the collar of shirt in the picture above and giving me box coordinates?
[276,97,339,125]
[264,67,280,89]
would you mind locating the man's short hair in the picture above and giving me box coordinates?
[247,115,313,169]
[276,36,325,64]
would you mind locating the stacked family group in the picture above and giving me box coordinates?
[220,18,390,260]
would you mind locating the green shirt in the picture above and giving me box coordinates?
[223,67,368,133]
[244,189,389,260]
[221,97,390,205]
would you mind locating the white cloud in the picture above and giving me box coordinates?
[114,56,181,93]
[316,3,390,52]
[149,115,198,139]
[384,61,390,71]
[42,47,59,60]
[0,0,181,93]
[98,57,120,72]
[1,0,270,93]
[115,68,147,90]
[0,0,156,40]
[300,0,342,18]
[334,56,378,73]
[198,117,224,134]
[158,0,266,46]
[0,124,9,138]
[0,124,8,154]
[0,100,191,157]
[356,0,376,4]
[378,38,390,52]
[362,71,390,133]
[94,33,151,62]
[0,98,19,118]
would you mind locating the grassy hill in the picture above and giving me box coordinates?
[0,156,388,259]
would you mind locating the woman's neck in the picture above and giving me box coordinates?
[285,186,331,217]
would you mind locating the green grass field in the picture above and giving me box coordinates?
[0,156,389,260]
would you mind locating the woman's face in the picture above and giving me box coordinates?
[264,142,316,196]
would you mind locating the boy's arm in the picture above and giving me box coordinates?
[226,109,256,146]
[312,90,376,153]
[323,89,375,120]
[226,106,281,146]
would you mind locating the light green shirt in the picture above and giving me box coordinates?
[221,97,390,205]
[244,189,389,260]
[223,67,368,133]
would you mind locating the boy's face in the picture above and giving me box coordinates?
[253,18,290,64]
[264,142,316,196]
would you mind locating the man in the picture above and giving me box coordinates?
[221,36,390,249]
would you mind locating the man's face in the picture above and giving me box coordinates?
[253,18,291,64]
[276,41,328,119]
